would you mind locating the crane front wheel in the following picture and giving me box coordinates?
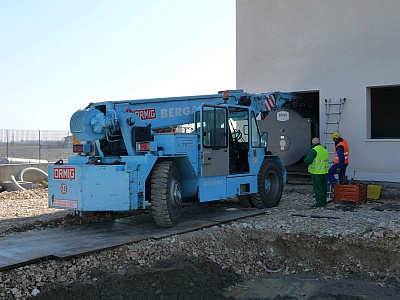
[150,161,182,227]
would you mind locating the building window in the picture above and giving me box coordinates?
[370,86,400,139]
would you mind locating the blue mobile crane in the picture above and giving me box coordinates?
[48,90,297,227]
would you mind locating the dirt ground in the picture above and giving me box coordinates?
[34,254,400,300]
[34,255,239,300]
[2,186,400,299]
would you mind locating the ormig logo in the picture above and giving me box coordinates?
[54,167,76,180]
[124,107,156,120]
[134,108,156,120]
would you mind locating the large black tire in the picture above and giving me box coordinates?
[150,161,182,227]
[250,159,284,208]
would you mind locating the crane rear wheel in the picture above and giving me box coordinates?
[250,159,283,208]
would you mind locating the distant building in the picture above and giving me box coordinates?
[236,0,400,184]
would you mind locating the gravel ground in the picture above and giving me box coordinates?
[0,185,400,299]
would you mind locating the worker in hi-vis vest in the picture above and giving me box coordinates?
[328,131,349,189]
[304,138,329,208]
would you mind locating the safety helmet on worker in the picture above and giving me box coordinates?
[331,132,341,139]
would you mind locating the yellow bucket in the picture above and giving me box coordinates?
[367,185,382,200]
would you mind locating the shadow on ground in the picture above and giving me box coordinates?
[35,254,400,300]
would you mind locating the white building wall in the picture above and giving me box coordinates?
[236,0,400,183]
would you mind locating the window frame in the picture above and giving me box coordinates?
[367,85,400,140]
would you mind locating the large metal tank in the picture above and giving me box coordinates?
[259,108,313,166]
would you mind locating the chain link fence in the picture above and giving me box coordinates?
[0,129,72,163]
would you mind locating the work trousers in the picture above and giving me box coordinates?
[311,173,328,207]
[328,164,348,189]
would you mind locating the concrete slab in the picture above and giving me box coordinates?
[0,205,264,271]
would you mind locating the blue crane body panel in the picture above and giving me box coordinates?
[49,164,131,211]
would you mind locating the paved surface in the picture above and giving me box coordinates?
[0,205,263,271]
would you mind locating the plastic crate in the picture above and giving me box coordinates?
[333,182,367,206]
[367,184,382,200]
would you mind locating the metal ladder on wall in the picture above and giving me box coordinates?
[323,98,346,199]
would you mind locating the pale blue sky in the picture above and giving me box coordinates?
[0,0,236,130]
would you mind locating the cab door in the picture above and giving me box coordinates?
[196,104,229,177]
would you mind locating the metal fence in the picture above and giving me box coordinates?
[0,129,72,163]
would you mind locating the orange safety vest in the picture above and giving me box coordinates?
[333,140,349,164]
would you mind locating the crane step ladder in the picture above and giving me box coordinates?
[323,98,346,200]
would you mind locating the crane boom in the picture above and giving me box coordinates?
[71,90,296,142]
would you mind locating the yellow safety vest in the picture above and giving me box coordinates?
[308,145,329,174]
